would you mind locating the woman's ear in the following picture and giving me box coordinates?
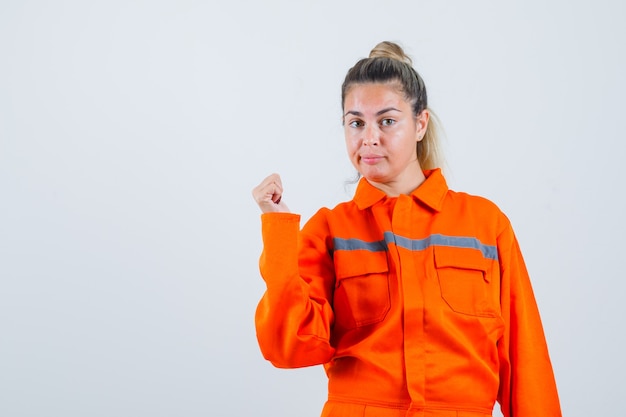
[416,109,430,142]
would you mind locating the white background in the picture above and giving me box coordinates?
[1,1,624,416]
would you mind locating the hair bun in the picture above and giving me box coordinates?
[369,41,413,65]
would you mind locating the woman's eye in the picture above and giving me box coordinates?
[349,120,363,128]
[381,118,395,126]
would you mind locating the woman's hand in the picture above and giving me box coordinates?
[252,173,290,213]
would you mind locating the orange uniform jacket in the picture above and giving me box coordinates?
[255,169,561,417]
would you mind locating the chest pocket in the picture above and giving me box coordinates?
[333,250,391,331]
[434,245,497,317]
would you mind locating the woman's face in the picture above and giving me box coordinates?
[343,82,428,195]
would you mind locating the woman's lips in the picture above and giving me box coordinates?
[360,154,384,165]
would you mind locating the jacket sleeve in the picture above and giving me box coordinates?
[254,211,336,368]
[496,220,562,417]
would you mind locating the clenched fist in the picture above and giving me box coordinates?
[252,173,290,213]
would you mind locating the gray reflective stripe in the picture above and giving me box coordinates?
[333,232,498,261]
[333,237,387,252]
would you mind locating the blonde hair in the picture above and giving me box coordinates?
[342,41,443,170]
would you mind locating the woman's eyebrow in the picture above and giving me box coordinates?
[343,107,402,117]
[343,110,363,117]
[376,107,401,116]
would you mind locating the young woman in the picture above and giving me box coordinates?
[252,41,561,417]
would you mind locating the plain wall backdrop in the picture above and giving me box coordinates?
[1,1,625,416]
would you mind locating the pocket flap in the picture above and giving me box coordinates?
[334,249,389,279]
[434,245,491,280]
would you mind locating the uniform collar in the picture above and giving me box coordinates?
[353,168,448,212]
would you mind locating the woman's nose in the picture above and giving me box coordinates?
[362,124,380,146]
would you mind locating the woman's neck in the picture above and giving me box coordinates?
[367,169,426,197]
